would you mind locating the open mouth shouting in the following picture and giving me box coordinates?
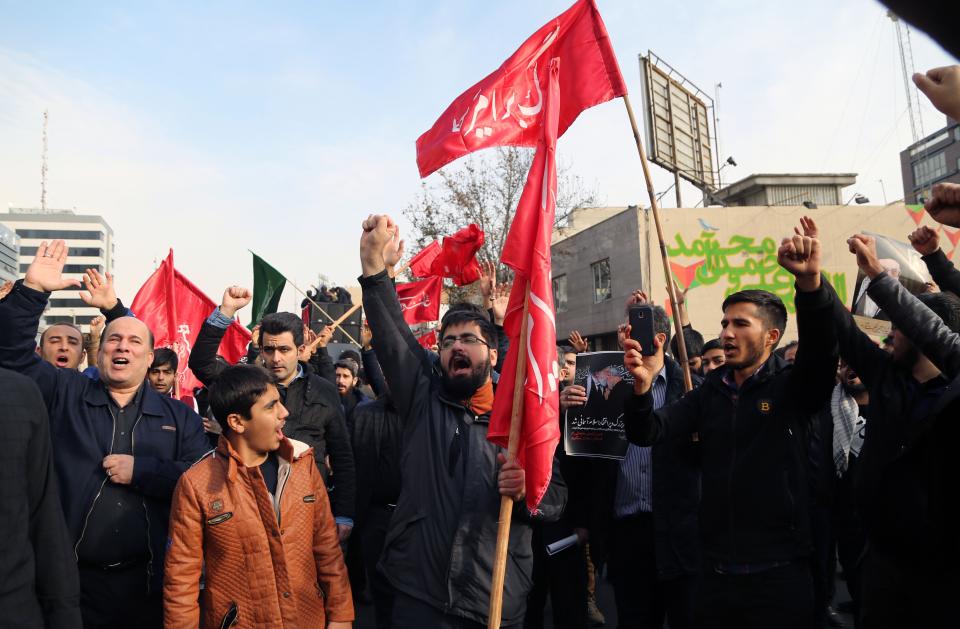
[447,353,473,378]
[55,353,72,367]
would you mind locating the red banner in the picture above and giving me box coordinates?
[395,276,442,325]
[408,240,442,278]
[415,0,626,178]
[131,250,251,394]
[487,60,562,512]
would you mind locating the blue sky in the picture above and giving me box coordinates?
[0,0,955,315]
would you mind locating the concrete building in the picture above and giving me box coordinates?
[552,198,932,349]
[899,117,960,204]
[0,223,20,283]
[0,208,115,330]
[712,173,857,207]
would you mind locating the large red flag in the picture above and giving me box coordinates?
[487,59,562,512]
[131,250,251,394]
[430,224,485,286]
[395,275,442,325]
[415,0,626,178]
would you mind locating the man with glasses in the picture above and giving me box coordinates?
[359,214,567,628]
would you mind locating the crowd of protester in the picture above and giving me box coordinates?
[1,63,960,629]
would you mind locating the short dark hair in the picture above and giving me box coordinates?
[40,322,83,345]
[557,344,576,356]
[701,338,722,355]
[209,365,278,432]
[259,312,304,346]
[651,305,671,350]
[721,290,787,342]
[100,316,155,350]
[670,327,703,359]
[440,303,498,347]
[915,292,960,333]
[335,358,359,377]
[151,347,178,371]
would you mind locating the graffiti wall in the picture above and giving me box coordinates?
[644,203,955,341]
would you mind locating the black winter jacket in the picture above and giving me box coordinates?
[590,356,701,580]
[624,281,838,564]
[188,319,356,521]
[361,269,566,626]
[0,368,82,629]
[849,272,960,567]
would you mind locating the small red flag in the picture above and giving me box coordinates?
[408,240,442,278]
[488,60,562,512]
[416,330,438,349]
[395,276,442,325]
[131,250,251,394]
[430,224,485,286]
[416,0,626,178]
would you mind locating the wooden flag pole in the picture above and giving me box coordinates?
[622,94,694,392]
[286,280,361,346]
[487,282,532,629]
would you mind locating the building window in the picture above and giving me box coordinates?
[44,314,97,326]
[15,229,104,240]
[592,259,611,303]
[553,275,568,313]
[912,152,947,187]
[21,246,103,257]
[20,263,101,274]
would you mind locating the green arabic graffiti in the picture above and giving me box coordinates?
[668,231,847,313]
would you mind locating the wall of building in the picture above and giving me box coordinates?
[0,224,20,283]
[899,121,960,203]
[552,208,643,350]
[552,203,943,347]
[1,210,114,330]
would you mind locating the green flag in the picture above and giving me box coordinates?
[250,252,286,328]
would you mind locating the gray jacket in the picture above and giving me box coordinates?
[360,270,566,626]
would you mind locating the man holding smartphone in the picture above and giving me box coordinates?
[622,227,839,628]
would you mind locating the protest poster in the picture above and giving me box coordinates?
[563,351,634,460]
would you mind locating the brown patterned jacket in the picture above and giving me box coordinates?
[164,436,353,628]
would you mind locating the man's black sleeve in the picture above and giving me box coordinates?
[922,250,960,298]
[22,374,83,629]
[359,270,434,423]
[520,455,568,523]
[623,383,704,446]
[187,321,229,386]
[867,271,960,379]
[787,278,840,413]
[826,276,891,390]
[309,346,336,383]
[323,397,357,521]
[361,348,388,398]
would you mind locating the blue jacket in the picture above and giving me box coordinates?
[0,281,211,591]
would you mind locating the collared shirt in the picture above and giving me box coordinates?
[76,384,150,565]
[614,367,667,517]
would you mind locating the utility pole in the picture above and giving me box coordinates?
[41,110,49,211]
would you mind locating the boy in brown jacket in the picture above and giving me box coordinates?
[164,365,353,628]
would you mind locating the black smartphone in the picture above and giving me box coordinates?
[628,304,656,356]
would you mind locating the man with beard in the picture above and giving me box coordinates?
[359,214,567,628]
[334,357,370,427]
[622,224,839,628]
[834,231,960,628]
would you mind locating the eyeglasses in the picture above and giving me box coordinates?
[440,333,490,350]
